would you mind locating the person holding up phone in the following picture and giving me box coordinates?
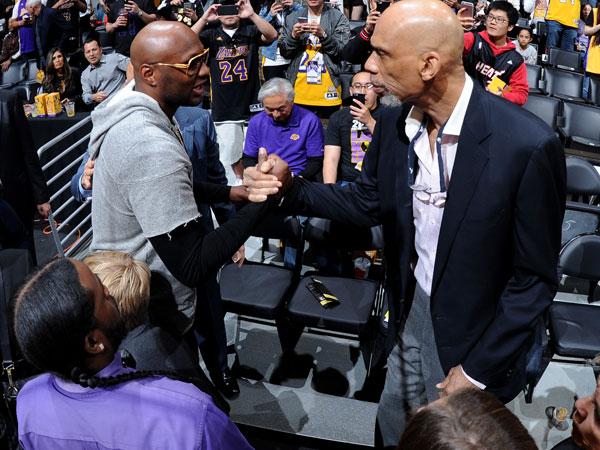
[105,0,157,56]
[340,0,380,64]
[156,0,203,25]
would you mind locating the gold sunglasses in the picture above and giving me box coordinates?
[152,48,209,76]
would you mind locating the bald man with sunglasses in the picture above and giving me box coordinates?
[87,21,272,390]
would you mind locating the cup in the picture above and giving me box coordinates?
[65,101,75,117]
[353,257,371,279]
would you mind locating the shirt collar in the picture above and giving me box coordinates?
[53,354,130,394]
[405,74,473,139]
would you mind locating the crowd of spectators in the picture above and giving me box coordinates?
[1,0,600,448]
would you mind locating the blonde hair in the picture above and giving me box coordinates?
[83,251,150,331]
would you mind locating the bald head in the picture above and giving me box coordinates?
[131,21,201,69]
[376,0,464,67]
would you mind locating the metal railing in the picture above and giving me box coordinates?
[37,115,93,258]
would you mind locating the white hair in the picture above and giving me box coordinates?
[25,0,41,8]
[257,77,295,102]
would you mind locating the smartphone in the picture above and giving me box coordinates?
[306,278,341,309]
[183,1,193,8]
[351,93,366,105]
[297,16,308,23]
[376,0,390,13]
[217,4,239,15]
[459,0,474,17]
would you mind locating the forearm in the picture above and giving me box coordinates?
[298,156,322,180]
[105,21,118,32]
[584,23,600,35]
[250,12,278,42]
[191,16,208,34]
[194,180,231,204]
[242,155,258,168]
[8,18,22,30]
[76,0,87,13]
[322,153,340,183]
[138,10,156,23]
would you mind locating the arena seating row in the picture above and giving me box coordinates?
[0,59,40,102]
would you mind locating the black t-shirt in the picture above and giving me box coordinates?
[45,0,80,50]
[156,0,203,24]
[106,0,156,56]
[325,106,380,182]
[200,23,263,122]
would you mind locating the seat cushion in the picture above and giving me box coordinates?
[220,263,293,319]
[549,302,600,358]
[288,276,378,334]
[561,210,599,246]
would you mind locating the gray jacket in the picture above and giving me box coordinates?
[279,5,350,88]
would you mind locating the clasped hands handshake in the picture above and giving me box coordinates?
[243,147,293,203]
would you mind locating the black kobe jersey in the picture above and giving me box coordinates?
[200,23,263,122]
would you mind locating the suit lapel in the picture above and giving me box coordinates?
[430,86,492,297]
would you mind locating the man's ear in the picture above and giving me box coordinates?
[84,329,106,356]
[139,63,158,88]
[507,24,514,33]
[420,51,441,82]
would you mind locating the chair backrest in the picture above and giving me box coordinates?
[525,64,543,91]
[560,234,600,280]
[97,29,114,48]
[523,94,561,130]
[545,68,584,99]
[548,47,582,72]
[590,76,600,107]
[562,102,600,142]
[24,59,38,82]
[340,72,354,100]
[0,60,26,85]
[303,217,384,250]
[566,156,600,196]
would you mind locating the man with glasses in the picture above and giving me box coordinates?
[88,21,272,396]
[323,71,381,184]
[462,0,529,105]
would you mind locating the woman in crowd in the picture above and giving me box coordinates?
[41,47,83,104]
[279,0,350,118]
[259,0,301,80]
[577,3,594,51]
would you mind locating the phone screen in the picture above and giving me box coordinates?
[297,16,308,23]
[459,1,474,17]
[351,93,366,104]
[376,1,390,13]
[217,4,239,15]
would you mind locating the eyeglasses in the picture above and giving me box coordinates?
[409,184,447,207]
[351,83,374,91]
[152,48,209,77]
[486,13,508,24]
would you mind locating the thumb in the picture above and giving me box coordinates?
[257,147,268,166]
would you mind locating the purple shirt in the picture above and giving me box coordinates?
[243,105,324,175]
[17,355,253,450]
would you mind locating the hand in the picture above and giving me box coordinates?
[270,1,284,16]
[170,0,183,5]
[364,8,380,34]
[291,22,305,39]
[350,99,376,132]
[201,4,219,22]
[184,7,197,22]
[52,0,67,9]
[1,59,12,72]
[243,148,284,202]
[436,365,480,398]
[37,203,51,219]
[229,185,249,202]
[124,0,140,15]
[99,0,110,12]
[232,245,245,266]
[457,8,475,29]
[81,158,95,190]
[237,0,255,19]
[115,14,128,26]
[92,91,108,103]
[306,22,325,38]
[442,0,460,7]
[281,0,293,7]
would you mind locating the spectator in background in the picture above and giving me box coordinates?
[105,0,157,56]
[242,77,324,180]
[81,36,129,105]
[341,0,379,65]
[42,47,83,104]
[514,27,538,64]
[507,0,534,18]
[192,0,277,184]
[323,71,379,184]
[84,251,202,378]
[259,0,301,80]
[156,0,203,26]
[26,0,72,66]
[344,0,363,20]
[462,1,529,105]
[546,0,580,49]
[397,389,538,450]
[14,258,253,450]
[8,0,36,63]
[577,3,594,51]
[46,0,87,52]
[279,0,350,118]
[581,6,600,97]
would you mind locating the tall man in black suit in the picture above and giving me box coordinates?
[243,0,566,448]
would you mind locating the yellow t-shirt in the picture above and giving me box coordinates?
[546,0,580,28]
[294,38,341,107]
[586,9,600,75]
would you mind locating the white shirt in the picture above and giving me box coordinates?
[405,75,486,390]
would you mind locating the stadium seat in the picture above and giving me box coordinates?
[0,60,27,88]
[525,64,544,94]
[523,94,561,131]
[560,234,600,303]
[559,102,600,152]
[17,59,40,102]
[550,301,600,358]
[590,76,600,107]
[340,72,354,100]
[547,46,583,72]
[545,67,586,103]
[97,29,114,48]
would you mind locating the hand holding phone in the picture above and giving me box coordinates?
[217,4,239,15]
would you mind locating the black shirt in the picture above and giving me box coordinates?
[106,0,156,56]
[200,23,263,122]
[325,106,380,182]
[45,0,80,51]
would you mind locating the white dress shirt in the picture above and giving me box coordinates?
[404,75,486,390]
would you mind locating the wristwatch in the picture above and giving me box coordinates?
[137,8,143,16]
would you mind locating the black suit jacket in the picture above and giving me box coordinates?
[35,5,72,60]
[283,83,566,401]
[0,90,50,225]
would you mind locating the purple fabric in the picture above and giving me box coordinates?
[17,0,35,54]
[17,355,253,450]
[243,105,324,175]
